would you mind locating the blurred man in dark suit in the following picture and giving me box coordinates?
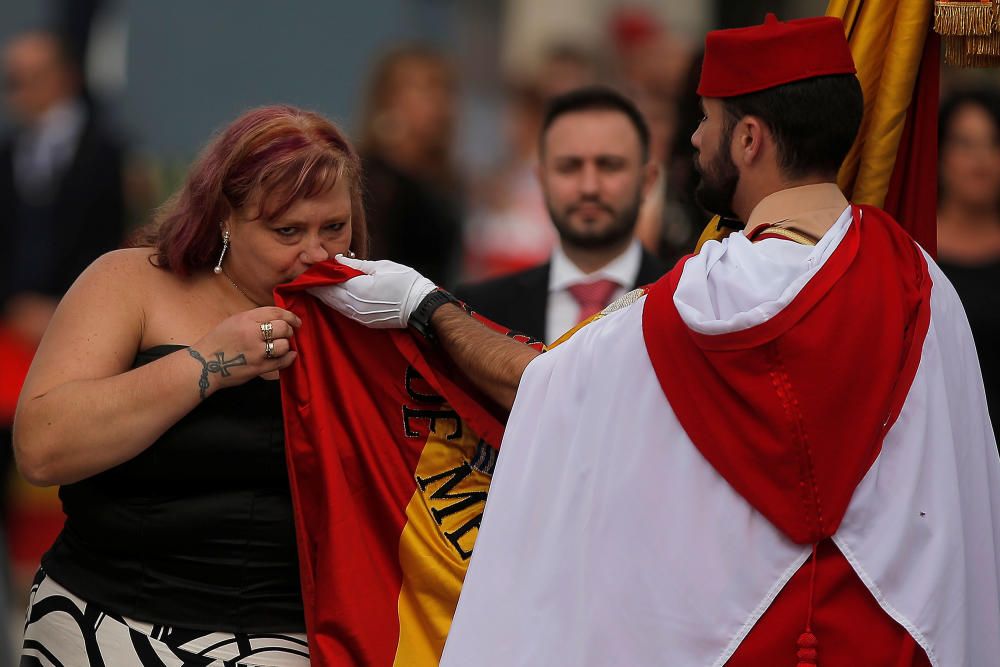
[1,30,126,345]
[455,86,667,344]
[2,31,127,664]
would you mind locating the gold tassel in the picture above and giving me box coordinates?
[968,31,1000,55]
[942,35,969,65]
[934,1,997,36]
[935,0,1000,66]
[964,53,1000,66]
[942,34,1000,66]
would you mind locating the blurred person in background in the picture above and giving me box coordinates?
[13,105,366,665]
[630,88,675,254]
[659,50,712,262]
[455,86,667,344]
[610,7,700,265]
[1,31,126,647]
[610,6,692,106]
[359,45,463,286]
[462,45,602,282]
[0,29,126,347]
[937,89,1000,444]
[54,0,106,80]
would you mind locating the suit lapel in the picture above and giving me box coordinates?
[632,250,669,290]
[517,263,549,342]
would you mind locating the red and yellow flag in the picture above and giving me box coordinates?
[275,262,540,666]
[829,0,938,255]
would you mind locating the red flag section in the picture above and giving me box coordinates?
[882,33,940,256]
[275,262,531,666]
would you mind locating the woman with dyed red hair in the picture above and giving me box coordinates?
[13,105,366,665]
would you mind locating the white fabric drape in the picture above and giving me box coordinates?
[442,213,1000,666]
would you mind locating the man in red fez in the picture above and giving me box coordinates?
[314,14,1000,666]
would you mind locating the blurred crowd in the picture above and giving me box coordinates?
[1,0,1000,660]
[360,8,709,288]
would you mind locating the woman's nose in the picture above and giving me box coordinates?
[300,241,330,264]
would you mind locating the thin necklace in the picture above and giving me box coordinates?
[221,268,264,307]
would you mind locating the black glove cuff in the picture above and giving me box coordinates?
[409,289,460,340]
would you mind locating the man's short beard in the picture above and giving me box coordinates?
[548,191,643,251]
[694,120,741,221]
[694,149,740,221]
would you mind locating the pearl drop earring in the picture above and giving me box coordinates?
[214,230,230,274]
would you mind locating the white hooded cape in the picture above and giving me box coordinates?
[441,209,1000,667]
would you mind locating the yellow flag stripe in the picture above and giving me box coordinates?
[828,0,931,205]
[392,418,491,666]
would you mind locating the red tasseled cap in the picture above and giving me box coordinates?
[697,13,856,98]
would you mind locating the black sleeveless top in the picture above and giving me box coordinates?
[938,258,1000,446]
[42,345,305,632]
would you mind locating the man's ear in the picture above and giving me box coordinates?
[641,160,660,199]
[734,116,768,167]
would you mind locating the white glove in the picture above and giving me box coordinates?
[309,256,436,328]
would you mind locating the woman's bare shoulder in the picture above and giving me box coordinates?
[57,249,200,325]
[49,249,215,355]
[85,247,161,276]
[77,248,189,292]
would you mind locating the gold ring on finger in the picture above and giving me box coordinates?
[260,321,274,342]
[264,339,275,359]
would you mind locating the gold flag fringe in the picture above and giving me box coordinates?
[935,1,996,35]
[936,1,1000,67]
[943,37,1000,66]
[942,35,971,66]
[968,31,1000,54]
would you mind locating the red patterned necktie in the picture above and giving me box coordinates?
[567,278,619,323]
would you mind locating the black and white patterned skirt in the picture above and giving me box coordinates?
[20,570,310,666]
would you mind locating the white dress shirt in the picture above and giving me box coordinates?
[13,99,87,201]
[546,239,641,344]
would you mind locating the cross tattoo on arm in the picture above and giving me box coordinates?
[188,349,248,399]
